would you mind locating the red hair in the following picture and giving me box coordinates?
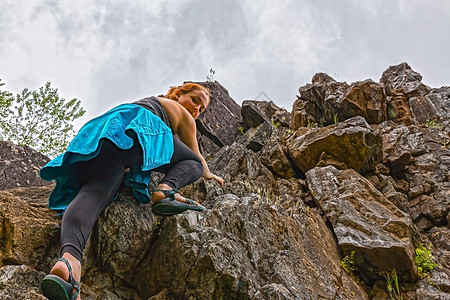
[165,83,210,100]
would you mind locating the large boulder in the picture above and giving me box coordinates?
[287,116,382,175]
[306,166,419,284]
[338,79,387,124]
[380,62,431,99]
[292,73,349,129]
[0,186,60,272]
[0,141,50,190]
[194,81,242,157]
[132,194,368,299]
[241,100,291,130]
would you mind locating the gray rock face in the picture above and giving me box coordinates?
[241,100,291,130]
[236,121,276,153]
[380,62,431,98]
[0,265,47,299]
[378,122,450,229]
[287,116,382,175]
[306,166,419,284]
[131,194,368,299]
[195,81,242,157]
[0,141,50,190]
[0,186,60,272]
[208,142,274,184]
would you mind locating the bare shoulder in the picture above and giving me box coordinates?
[157,97,195,133]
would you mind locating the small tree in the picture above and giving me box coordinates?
[0,79,85,157]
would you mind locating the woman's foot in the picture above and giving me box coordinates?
[151,184,202,206]
[151,184,205,216]
[44,253,82,300]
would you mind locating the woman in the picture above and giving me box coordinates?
[39,83,224,300]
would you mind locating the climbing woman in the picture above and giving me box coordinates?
[39,82,224,299]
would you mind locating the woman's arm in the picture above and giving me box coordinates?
[176,112,224,187]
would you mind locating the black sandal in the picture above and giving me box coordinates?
[151,188,205,216]
[41,257,81,300]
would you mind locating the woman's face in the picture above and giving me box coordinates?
[176,89,210,119]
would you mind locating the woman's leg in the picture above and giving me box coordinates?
[49,140,143,296]
[152,137,203,203]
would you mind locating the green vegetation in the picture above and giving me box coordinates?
[0,79,85,157]
[340,251,362,284]
[383,269,403,300]
[237,126,244,135]
[414,243,437,279]
[333,112,339,124]
[425,119,441,128]
[340,251,357,274]
[307,120,316,128]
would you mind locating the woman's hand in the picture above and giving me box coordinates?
[203,172,224,188]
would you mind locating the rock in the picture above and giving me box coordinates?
[236,121,276,152]
[287,116,382,175]
[421,87,450,124]
[208,142,274,184]
[292,73,349,128]
[306,166,419,284]
[379,62,441,127]
[0,265,47,299]
[386,91,413,125]
[0,186,60,272]
[379,123,426,169]
[0,141,50,190]
[235,120,296,179]
[416,268,450,299]
[194,81,242,156]
[241,100,291,129]
[290,98,315,130]
[241,100,272,130]
[379,175,410,213]
[378,122,450,227]
[380,62,431,98]
[338,79,387,124]
[259,137,296,179]
[83,188,156,281]
[132,194,368,299]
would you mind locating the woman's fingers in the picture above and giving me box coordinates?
[214,175,224,188]
[203,173,224,188]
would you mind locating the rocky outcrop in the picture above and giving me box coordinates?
[0,141,50,190]
[195,81,242,157]
[307,166,419,284]
[0,186,59,271]
[287,116,382,175]
[0,67,449,299]
[291,62,450,129]
[241,100,291,130]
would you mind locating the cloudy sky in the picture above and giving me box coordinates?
[0,0,449,127]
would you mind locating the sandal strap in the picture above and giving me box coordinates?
[57,257,81,299]
[153,188,180,201]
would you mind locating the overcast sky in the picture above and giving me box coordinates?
[0,0,449,127]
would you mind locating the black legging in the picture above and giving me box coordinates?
[60,137,203,261]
